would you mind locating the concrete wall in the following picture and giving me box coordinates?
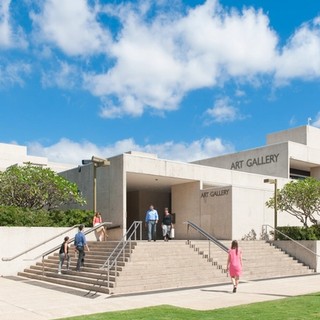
[273,240,320,272]
[289,142,320,170]
[193,143,289,178]
[61,156,125,239]
[311,166,320,179]
[267,125,320,149]
[200,186,232,239]
[172,181,201,240]
[0,227,96,276]
[267,126,308,146]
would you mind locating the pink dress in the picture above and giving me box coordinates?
[228,248,242,277]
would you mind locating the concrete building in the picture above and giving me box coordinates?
[0,142,75,172]
[1,126,319,240]
[60,125,320,240]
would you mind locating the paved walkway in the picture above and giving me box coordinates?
[1,274,320,320]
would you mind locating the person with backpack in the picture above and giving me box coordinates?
[58,236,70,274]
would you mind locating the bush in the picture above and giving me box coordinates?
[0,206,93,227]
[277,225,320,240]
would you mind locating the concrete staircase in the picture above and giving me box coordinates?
[18,241,135,294]
[189,240,314,280]
[17,239,314,296]
[111,240,228,295]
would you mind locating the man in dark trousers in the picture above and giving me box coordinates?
[74,225,89,271]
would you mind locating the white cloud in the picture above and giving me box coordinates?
[84,0,278,118]
[204,97,245,123]
[0,0,27,49]
[0,0,11,47]
[312,113,320,128]
[28,136,234,165]
[289,116,297,127]
[0,61,31,88]
[13,0,320,119]
[143,137,235,162]
[275,18,320,82]
[31,0,110,56]
[41,61,79,89]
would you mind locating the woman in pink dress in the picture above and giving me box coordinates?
[227,240,243,293]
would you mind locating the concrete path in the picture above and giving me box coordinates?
[1,274,319,320]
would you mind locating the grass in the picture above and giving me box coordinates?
[61,292,320,320]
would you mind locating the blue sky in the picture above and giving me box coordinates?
[1,0,320,165]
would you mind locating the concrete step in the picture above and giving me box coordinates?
[21,267,117,284]
[17,271,112,294]
[189,241,314,272]
[46,256,128,266]
[30,265,121,277]
[112,277,229,295]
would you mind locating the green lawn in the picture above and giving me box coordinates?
[61,292,320,320]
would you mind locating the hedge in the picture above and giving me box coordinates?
[276,225,320,240]
[0,206,93,227]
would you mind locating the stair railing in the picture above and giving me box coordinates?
[40,222,113,275]
[184,221,228,263]
[2,224,82,262]
[262,224,320,260]
[89,221,143,294]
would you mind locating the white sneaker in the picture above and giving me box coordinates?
[58,271,61,275]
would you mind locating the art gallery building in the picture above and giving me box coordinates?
[59,125,320,240]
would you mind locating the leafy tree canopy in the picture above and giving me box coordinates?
[266,177,320,227]
[0,164,86,210]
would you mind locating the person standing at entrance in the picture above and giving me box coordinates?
[74,225,89,271]
[226,240,242,293]
[145,205,159,241]
[161,208,173,241]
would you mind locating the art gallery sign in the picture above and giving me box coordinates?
[230,153,280,170]
[200,188,230,199]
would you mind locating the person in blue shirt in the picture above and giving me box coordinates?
[74,225,89,271]
[145,205,159,241]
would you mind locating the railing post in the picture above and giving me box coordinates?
[42,256,44,276]
[107,260,109,288]
[187,223,190,244]
[114,260,118,286]
[208,240,211,262]
[122,240,125,262]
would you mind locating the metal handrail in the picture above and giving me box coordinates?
[86,221,143,295]
[41,222,112,275]
[184,220,229,253]
[184,221,229,265]
[2,224,82,261]
[262,224,320,258]
[40,222,112,260]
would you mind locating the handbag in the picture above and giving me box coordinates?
[170,227,175,239]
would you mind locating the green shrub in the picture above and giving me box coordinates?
[277,225,320,240]
[0,205,93,227]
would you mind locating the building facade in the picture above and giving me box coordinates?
[60,125,320,240]
[2,126,320,240]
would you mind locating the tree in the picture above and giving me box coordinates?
[0,164,86,210]
[266,177,320,227]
